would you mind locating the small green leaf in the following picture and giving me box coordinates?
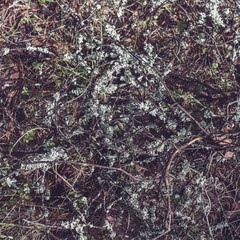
[0,235,13,239]
[177,21,187,33]
[143,0,148,6]
[68,191,75,196]
[38,0,49,3]
[48,142,55,148]
[24,183,30,188]
[23,130,35,144]
[117,122,124,131]
[9,198,18,204]
[212,62,218,69]
[23,195,30,201]
[32,62,42,69]
[20,16,28,25]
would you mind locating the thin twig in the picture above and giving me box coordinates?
[9,127,45,156]
[163,136,203,236]
[175,103,209,136]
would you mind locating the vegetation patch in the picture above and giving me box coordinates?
[1,0,240,239]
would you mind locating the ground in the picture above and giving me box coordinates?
[1,0,240,239]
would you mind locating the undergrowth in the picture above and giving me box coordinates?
[1,0,240,239]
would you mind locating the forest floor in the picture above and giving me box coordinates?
[1,0,240,239]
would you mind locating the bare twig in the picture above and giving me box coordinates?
[163,136,203,235]
[9,127,45,156]
[175,103,209,136]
